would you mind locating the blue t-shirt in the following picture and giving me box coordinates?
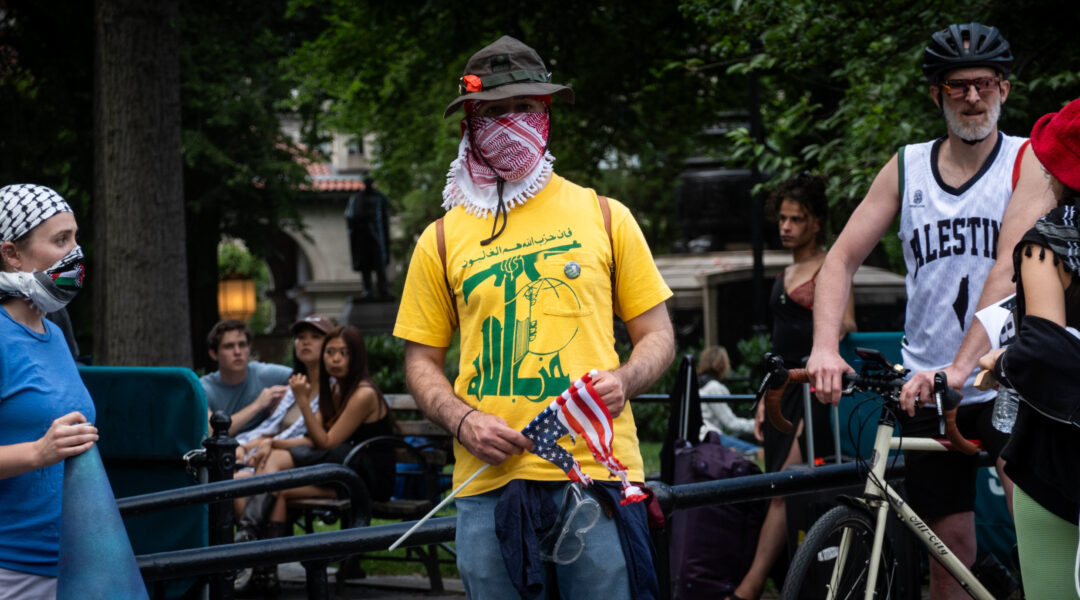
[0,307,96,577]
[200,361,292,434]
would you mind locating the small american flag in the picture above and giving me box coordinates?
[520,404,592,485]
[521,370,646,505]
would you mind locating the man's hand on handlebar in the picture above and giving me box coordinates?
[899,366,965,417]
[806,348,854,406]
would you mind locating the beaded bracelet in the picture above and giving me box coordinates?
[456,408,479,442]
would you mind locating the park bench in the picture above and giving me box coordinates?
[285,392,455,592]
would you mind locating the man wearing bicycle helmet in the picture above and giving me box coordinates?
[807,23,1055,599]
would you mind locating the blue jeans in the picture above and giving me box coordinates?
[718,433,761,456]
[455,483,633,599]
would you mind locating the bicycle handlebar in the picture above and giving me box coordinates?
[756,354,979,455]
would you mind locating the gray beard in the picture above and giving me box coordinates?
[944,98,1001,143]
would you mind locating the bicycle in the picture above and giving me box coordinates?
[756,348,995,600]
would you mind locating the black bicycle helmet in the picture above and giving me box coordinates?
[922,22,1013,84]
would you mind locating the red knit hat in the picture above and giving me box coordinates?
[1030,97,1080,192]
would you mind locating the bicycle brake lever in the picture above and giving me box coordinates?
[933,372,946,436]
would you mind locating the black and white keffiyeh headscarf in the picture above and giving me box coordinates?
[0,184,72,243]
[0,184,85,313]
[1034,199,1080,274]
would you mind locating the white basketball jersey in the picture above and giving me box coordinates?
[898,132,1028,405]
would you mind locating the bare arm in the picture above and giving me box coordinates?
[842,288,858,335]
[223,385,288,436]
[900,145,1057,413]
[0,412,97,479]
[979,243,1070,372]
[808,154,902,404]
[590,303,675,417]
[404,342,533,465]
[305,386,381,450]
[271,437,313,449]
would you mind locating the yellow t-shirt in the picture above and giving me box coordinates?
[393,173,673,496]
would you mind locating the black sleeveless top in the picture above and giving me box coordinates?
[769,273,814,367]
[1001,224,1080,524]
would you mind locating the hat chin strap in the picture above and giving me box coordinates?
[465,109,552,246]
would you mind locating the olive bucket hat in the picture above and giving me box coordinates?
[443,35,574,118]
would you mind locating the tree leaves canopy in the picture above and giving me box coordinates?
[284,0,734,250]
[681,0,1080,264]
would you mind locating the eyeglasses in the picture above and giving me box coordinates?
[940,77,1000,100]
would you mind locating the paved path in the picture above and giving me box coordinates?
[278,562,465,599]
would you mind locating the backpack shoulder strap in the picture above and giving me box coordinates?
[435,218,459,325]
[1012,139,1031,191]
[597,195,616,305]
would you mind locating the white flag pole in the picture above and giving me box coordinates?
[387,463,490,551]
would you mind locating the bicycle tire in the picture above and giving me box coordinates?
[780,504,899,600]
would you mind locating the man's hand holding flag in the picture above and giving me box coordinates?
[390,369,645,550]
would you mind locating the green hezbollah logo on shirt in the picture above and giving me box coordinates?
[459,228,583,403]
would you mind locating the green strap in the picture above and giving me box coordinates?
[480,70,550,89]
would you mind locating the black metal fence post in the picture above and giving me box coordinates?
[204,411,237,600]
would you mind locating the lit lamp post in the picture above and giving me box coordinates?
[217,276,256,321]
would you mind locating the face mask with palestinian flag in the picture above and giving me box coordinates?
[521,370,647,505]
[0,245,86,314]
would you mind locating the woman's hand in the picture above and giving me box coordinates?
[249,438,273,470]
[978,348,1006,373]
[34,411,98,468]
[289,374,312,404]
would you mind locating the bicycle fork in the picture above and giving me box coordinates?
[828,422,996,600]
[825,424,894,600]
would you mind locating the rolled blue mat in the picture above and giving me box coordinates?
[57,445,149,599]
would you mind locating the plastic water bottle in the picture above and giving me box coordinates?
[992,387,1019,433]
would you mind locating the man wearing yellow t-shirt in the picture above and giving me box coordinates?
[393,36,674,599]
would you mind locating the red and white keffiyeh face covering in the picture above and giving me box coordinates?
[442,110,555,217]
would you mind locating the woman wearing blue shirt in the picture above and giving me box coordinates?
[0,184,97,599]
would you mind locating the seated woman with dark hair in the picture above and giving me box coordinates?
[979,97,1080,600]
[273,325,397,509]
[235,326,396,595]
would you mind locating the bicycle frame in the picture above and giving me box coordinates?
[827,415,994,600]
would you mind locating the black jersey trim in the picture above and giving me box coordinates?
[930,132,1003,196]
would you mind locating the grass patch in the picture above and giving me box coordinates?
[301,505,459,577]
[291,441,667,578]
[640,440,662,478]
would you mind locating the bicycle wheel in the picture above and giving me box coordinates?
[780,504,899,600]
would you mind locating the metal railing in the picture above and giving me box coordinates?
[126,457,909,600]
[117,464,368,520]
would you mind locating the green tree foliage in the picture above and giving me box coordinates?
[681,0,1080,267]
[0,1,318,363]
[0,3,96,344]
[283,0,737,252]
[181,0,323,362]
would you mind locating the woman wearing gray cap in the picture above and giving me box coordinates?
[0,184,98,599]
[231,315,331,595]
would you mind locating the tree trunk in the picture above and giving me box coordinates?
[93,0,191,366]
